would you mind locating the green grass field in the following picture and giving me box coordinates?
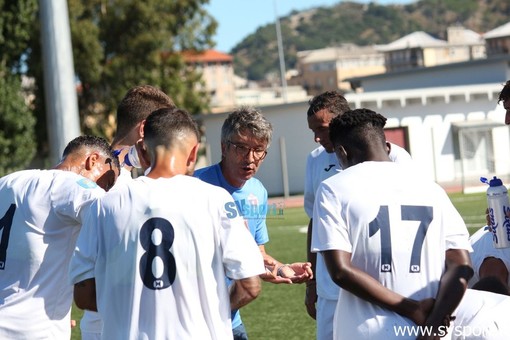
[70,191,488,339]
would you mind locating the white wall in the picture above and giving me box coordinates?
[197,83,510,196]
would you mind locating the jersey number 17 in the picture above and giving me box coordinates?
[369,205,433,273]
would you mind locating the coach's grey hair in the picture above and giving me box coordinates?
[221,106,273,146]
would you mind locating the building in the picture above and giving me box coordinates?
[197,55,510,197]
[290,43,386,96]
[182,49,236,111]
[379,27,485,73]
[348,55,510,93]
[484,21,510,57]
[235,85,308,107]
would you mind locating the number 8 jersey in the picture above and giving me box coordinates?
[69,174,265,340]
[311,161,472,339]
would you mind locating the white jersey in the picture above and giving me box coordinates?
[69,175,265,340]
[468,226,510,287]
[304,143,412,300]
[452,289,510,339]
[80,167,133,337]
[0,170,104,339]
[311,161,472,339]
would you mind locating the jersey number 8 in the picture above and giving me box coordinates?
[139,217,176,290]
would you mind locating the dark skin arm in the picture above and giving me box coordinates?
[305,218,317,319]
[74,278,97,312]
[322,250,431,325]
[419,249,473,339]
[322,248,473,329]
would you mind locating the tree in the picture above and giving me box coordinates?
[27,0,217,153]
[0,0,37,175]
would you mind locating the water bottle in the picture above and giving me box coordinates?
[481,176,510,248]
[113,146,141,168]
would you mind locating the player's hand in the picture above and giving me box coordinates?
[304,280,317,320]
[408,297,435,326]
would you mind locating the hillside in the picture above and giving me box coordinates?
[229,0,510,81]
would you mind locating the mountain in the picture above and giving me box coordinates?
[229,0,510,81]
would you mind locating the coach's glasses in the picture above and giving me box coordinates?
[227,141,267,161]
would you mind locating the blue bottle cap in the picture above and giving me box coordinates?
[489,176,503,187]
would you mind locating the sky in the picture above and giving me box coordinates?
[206,0,417,53]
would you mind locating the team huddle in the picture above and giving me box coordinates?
[1,83,510,340]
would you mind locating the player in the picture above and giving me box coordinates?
[466,80,510,291]
[70,108,265,339]
[311,108,473,339]
[194,106,313,339]
[468,225,510,290]
[304,91,412,339]
[498,80,510,125]
[450,288,510,339]
[0,135,118,339]
[78,85,176,340]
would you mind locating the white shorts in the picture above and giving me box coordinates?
[317,296,336,340]
[81,331,102,340]
[80,311,103,340]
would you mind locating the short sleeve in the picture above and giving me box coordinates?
[218,190,265,280]
[439,191,472,252]
[69,199,101,285]
[311,182,351,253]
[304,153,315,218]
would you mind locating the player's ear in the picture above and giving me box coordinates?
[385,141,392,156]
[138,119,146,138]
[187,143,199,167]
[335,145,348,168]
[185,143,200,176]
[139,140,151,170]
[84,152,100,171]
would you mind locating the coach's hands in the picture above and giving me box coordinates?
[285,262,313,283]
[260,261,313,284]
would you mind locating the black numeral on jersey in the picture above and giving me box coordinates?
[139,217,176,289]
[0,204,16,270]
[369,205,432,273]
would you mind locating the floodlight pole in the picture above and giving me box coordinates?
[39,0,81,164]
[274,0,288,103]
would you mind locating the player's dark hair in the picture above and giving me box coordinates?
[62,135,120,169]
[329,108,387,152]
[115,85,176,140]
[471,276,510,296]
[498,80,510,104]
[307,91,350,118]
[144,107,199,150]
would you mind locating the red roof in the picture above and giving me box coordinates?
[182,50,233,63]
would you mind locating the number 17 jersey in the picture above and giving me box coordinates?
[311,161,472,339]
